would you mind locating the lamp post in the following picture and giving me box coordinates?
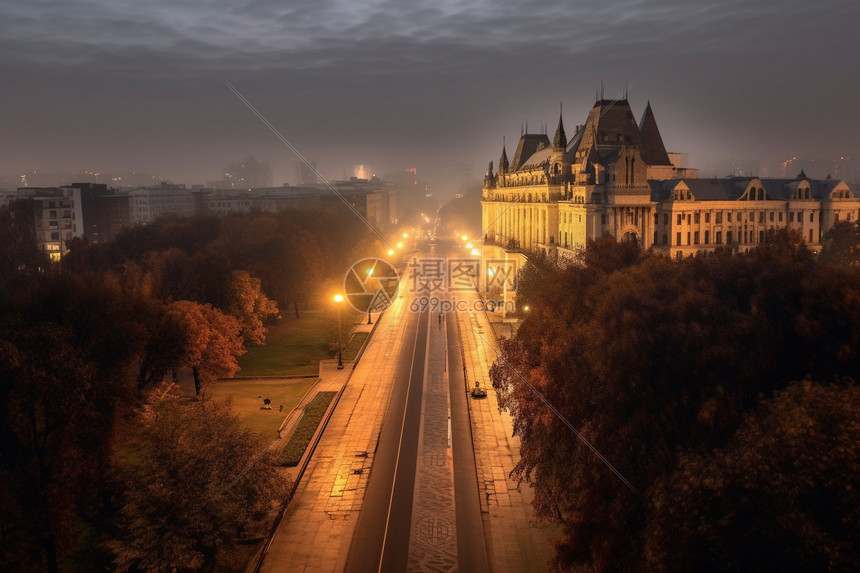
[366,267,374,324]
[334,294,344,369]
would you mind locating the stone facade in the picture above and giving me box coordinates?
[482,98,858,261]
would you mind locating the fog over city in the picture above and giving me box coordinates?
[2,0,859,194]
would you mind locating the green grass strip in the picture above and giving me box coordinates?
[342,331,369,361]
[279,391,337,467]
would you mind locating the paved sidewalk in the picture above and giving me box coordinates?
[259,295,411,572]
[454,291,558,572]
[257,284,556,572]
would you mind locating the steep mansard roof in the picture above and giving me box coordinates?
[510,133,551,171]
[502,98,673,174]
[570,99,644,156]
[650,177,851,202]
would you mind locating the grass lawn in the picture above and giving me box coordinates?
[205,378,317,443]
[343,331,369,361]
[237,309,364,376]
[279,391,337,466]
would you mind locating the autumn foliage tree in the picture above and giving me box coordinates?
[108,389,288,572]
[0,272,143,572]
[644,379,860,572]
[166,300,246,396]
[226,270,279,345]
[491,233,860,571]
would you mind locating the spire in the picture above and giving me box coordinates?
[499,137,509,173]
[638,100,671,165]
[552,103,567,151]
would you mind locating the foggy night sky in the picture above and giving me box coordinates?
[1,0,858,197]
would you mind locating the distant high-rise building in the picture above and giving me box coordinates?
[295,161,319,185]
[216,156,273,189]
[354,164,373,180]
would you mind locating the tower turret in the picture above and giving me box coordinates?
[552,106,567,151]
[499,139,510,174]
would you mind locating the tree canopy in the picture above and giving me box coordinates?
[491,233,860,571]
[108,389,288,572]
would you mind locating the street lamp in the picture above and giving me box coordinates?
[333,294,344,369]
[365,267,373,324]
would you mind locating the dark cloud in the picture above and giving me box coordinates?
[1,0,859,190]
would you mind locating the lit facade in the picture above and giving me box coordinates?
[482,98,858,261]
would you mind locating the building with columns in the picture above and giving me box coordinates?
[481,97,859,262]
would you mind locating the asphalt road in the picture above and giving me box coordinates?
[345,245,489,572]
[345,307,428,572]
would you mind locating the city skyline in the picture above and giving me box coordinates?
[2,0,859,196]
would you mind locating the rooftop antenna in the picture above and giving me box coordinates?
[601,78,604,100]
[525,120,529,134]
[624,79,629,99]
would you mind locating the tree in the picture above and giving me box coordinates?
[491,238,860,571]
[0,200,49,282]
[166,301,246,396]
[226,270,279,345]
[0,272,146,572]
[108,390,287,572]
[644,380,860,572]
[820,219,860,267]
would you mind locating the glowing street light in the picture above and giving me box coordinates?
[387,249,395,256]
[397,242,403,249]
[471,248,480,256]
[462,235,468,241]
[333,294,344,369]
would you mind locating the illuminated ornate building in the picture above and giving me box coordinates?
[481,97,860,261]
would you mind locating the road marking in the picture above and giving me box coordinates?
[378,309,428,572]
